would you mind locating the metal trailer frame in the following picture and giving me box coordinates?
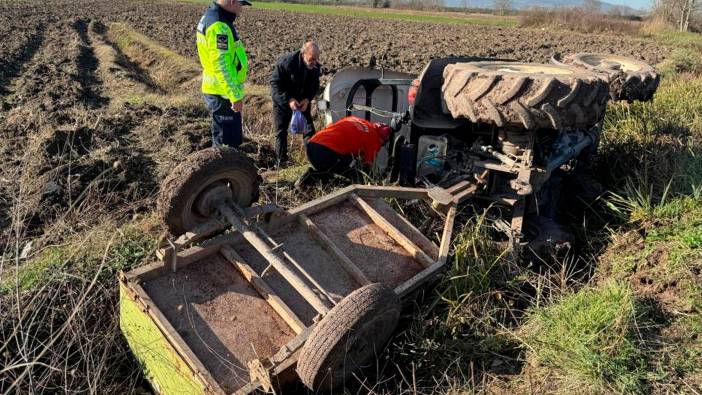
[119,183,472,395]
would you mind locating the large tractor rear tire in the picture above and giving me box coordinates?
[559,53,659,102]
[442,62,609,131]
[157,147,260,237]
[296,283,401,392]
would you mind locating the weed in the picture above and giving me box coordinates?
[660,47,702,76]
[384,211,523,392]
[600,72,702,224]
[519,7,642,35]
[519,281,647,394]
[0,217,158,392]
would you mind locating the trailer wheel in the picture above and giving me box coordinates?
[297,283,401,391]
[442,62,609,131]
[157,147,260,237]
[560,53,659,102]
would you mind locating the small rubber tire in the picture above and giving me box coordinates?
[157,147,260,237]
[296,283,401,392]
[442,62,609,131]
[561,53,659,102]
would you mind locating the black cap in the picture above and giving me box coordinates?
[240,0,252,5]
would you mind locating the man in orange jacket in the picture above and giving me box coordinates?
[295,116,392,188]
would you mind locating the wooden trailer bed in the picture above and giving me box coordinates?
[120,185,460,394]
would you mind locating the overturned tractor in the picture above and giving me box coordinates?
[319,52,658,254]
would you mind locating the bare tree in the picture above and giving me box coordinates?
[654,0,700,31]
[680,0,699,31]
[493,0,512,15]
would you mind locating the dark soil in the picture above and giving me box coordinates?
[105,1,668,86]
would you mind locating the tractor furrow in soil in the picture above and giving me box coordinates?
[0,20,110,246]
[71,19,109,108]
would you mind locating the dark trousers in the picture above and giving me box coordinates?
[204,94,242,148]
[273,102,314,162]
[306,142,354,175]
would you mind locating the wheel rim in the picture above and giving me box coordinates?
[180,170,254,230]
[576,54,646,73]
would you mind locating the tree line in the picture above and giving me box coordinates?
[270,0,702,32]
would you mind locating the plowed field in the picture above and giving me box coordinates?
[0,0,668,244]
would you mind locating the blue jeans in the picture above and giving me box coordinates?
[204,94,242,148]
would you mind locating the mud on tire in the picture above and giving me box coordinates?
[296,283,401,391]
[442,62,609,131]
[560,53,659,102]
[156,147,260,237]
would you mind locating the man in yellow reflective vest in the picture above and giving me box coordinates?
[196,0,251,147]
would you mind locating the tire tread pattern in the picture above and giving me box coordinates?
[442,62,608,131]
[156,147,260,236]
[297,284,400,391]
[562,53,660,102]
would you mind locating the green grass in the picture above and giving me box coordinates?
[651,31,702,75]
[595,196,702,392]
[652,30,702,50]
[0,220,158,295]
[603,195,702,299]
[594,41,702,387]
[519,281,647,394]
[511,29,702,394]
[182,0,517,27]
[600,73,702,222]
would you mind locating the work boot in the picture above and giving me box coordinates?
[294,167,317,190]
[276,156,289,168]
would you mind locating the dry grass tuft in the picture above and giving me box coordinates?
[519,7,643,35]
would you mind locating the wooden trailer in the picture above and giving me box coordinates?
[119,149,472,394]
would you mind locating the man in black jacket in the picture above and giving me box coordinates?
[270,41,321,165]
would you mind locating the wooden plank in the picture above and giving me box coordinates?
[272,185,357,227]
[365,198,439,260]
[297,214,371,286]
[169,232,241,271]
[128,233,243,283]
[350,194,435,269]
[268,185,431,229]
[157,220,227,261]
[395,261,444,298]
[178,219,227,247]
[172,243,224,269]
[353,185,430,200]
[128,281,225,394]
[124,261,168,283]
[396,205,457,298]
[438,205,457,265]
[219,246,307,335]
